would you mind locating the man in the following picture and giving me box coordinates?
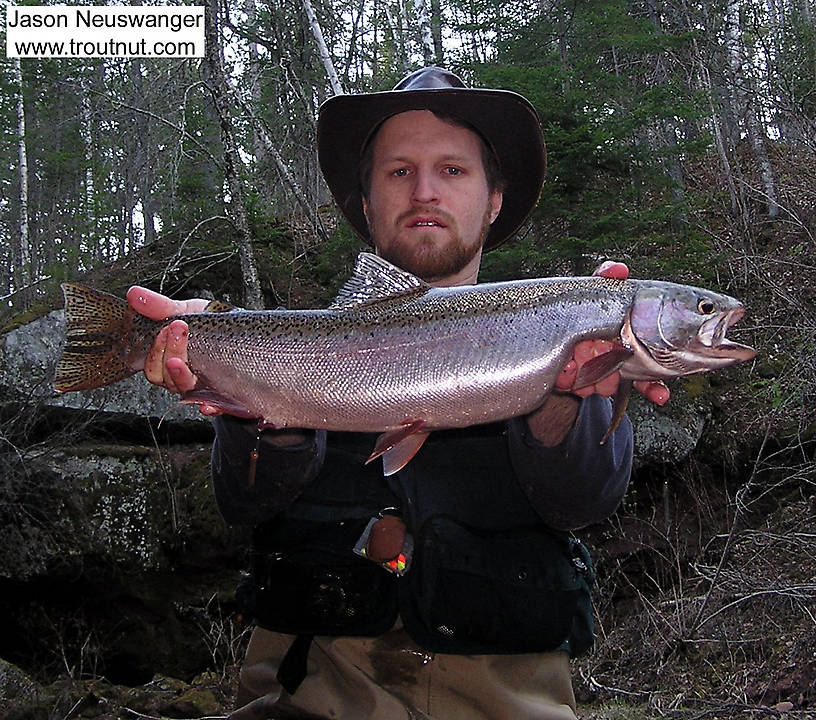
[130,68,668,719]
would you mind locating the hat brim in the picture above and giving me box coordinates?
[317,87,546,252]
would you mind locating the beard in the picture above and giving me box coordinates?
[370,205,493,282]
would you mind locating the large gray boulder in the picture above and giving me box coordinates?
[627,381,711,467]
[0,442,224,581]
[0,312,242,685]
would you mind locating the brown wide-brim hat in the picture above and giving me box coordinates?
[317,67,546,252]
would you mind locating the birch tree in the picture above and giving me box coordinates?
[12,58,31,305]
[302,0,344,95]
[205,0,264,309]
[383,1,408,72]
[724,0,780,219]
[414,0,438,64]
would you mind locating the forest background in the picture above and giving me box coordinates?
[1,0,815,718]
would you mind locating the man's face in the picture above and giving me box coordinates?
[362,110,503,285]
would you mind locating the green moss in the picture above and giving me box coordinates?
[679,374,712,401]
[0,305,52,335]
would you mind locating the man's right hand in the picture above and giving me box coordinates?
[126,286,222,416]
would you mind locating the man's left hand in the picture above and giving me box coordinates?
[554,261,670,406]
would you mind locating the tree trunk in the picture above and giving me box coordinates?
[13,58,31,306]
[397,0,410,66]
[383,0,408,72]
[244,0,274,207]
[645,0,687,227]
[746,109,780,219]
[232,89,330,245]
[302,0,344,95]
[414,0,437,64]
[205,0,265,309]
[724,0,779,220]
[430,0,444,64]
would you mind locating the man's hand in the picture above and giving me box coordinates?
[126,286,222,416]
[554,261,670,406]
[128,287,307,445]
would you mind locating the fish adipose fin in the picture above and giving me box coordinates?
[366,419,429,476]
[329,253,430,310]
[203,299,236,313]
[55,284,159,393]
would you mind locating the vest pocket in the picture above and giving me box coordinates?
[245,518,400,636]
[401,514,592,655]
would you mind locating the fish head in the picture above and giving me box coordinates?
[621,282,757,380]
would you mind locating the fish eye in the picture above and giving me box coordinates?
[697,298,716,314]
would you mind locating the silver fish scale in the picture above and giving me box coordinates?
[183,276,638,431]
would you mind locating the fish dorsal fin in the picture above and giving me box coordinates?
[329,252,430,310]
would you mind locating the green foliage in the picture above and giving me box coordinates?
[467,0,711,276]
[308,221,367,301]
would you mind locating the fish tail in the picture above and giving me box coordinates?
[55,283,160,392]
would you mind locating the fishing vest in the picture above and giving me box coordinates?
[241,422,595,659]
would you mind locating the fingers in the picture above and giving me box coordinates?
[144,325,171,386]
[583,264,669,407]
[558,339,621,398]
[555,359,577,390]
[163,320,195,393]
[575,372,618,398]
[143,319,198,395]
[128,285,213,411]
[574,338,614,363]
[594,260,629,280]
[127,285,211,320]
[127,285,179,321]
[634,380,670,406]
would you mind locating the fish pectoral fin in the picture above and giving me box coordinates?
[179,389,258,419]
[600,379,633,445]
[367,420,429,476]
[573,347,634,390]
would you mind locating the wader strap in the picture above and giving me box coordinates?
[276,633,314,695]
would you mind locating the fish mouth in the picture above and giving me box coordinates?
[692,307,757,361]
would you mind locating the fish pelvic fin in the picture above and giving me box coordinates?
[366,420,429,476]
[55,283,159,393]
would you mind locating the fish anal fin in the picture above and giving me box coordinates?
[381,433,429,476]
[367,420,429,476]
[179,389,257,420]
[573,347,634,390]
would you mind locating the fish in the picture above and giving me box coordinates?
[55,252,757,475]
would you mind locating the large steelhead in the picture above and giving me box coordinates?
[56,253,756,474]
